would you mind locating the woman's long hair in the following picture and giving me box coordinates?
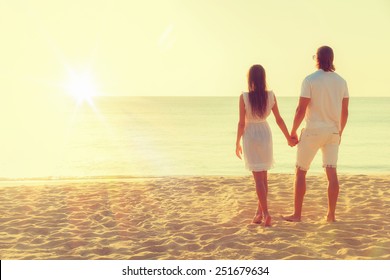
[247,64,268,118]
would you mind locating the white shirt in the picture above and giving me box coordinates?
[301,69,349,130]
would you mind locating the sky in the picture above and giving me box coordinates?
[0,0,389,98]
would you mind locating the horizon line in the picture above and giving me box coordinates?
[90,95,388,98]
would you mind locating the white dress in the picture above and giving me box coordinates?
[242,91,275,171]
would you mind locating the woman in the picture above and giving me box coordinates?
[236,64,294,226]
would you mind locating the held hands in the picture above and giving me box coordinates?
[237,131,298,160]
[288,137,298,147]
[287,131,299,147]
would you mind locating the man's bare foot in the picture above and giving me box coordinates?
[282,214,301,222]
[252,212,263,224]
[264,214,272,227]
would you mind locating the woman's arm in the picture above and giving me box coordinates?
[272,95,296,146]
[235,94,246,159]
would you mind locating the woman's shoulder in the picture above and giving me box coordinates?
[267,90,276,107]
[241,91,249,100]
[267,90,275,99]
[241,92,251,108]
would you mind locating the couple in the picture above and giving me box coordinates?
[235,46,349,227]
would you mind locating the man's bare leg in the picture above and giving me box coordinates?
[325,167,339,222]
[283,168,307,222]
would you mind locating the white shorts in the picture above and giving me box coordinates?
[296,127,340,171]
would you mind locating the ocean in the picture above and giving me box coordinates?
[1,96,389,179]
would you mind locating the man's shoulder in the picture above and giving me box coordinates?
[304,70,321,81]
[332,72,347,82]
[305,70,346,83]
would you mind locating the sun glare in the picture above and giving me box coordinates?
[65,70,98,105]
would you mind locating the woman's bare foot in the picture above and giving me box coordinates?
[263,214,272,227]
[282,214,301,222]
[252,212,263,224]
[326,214,336,223]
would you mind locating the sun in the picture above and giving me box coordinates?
[64,70,98,105]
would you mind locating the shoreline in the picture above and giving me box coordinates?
[0,174,389,259]
[1,171,388,183]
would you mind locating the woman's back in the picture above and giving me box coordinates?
[242,91,275,123]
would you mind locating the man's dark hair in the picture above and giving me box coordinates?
[317,46,335,72]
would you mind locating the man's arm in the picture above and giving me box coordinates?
[291,97,310,140]
[340,97,349,136]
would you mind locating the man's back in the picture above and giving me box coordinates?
[301,69,349,130]
[283,45,350,224]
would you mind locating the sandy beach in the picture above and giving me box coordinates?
[0,174,389,260]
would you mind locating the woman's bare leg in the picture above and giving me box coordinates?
[252,171,271,226]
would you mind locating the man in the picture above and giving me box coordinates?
[284,46,349,222]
